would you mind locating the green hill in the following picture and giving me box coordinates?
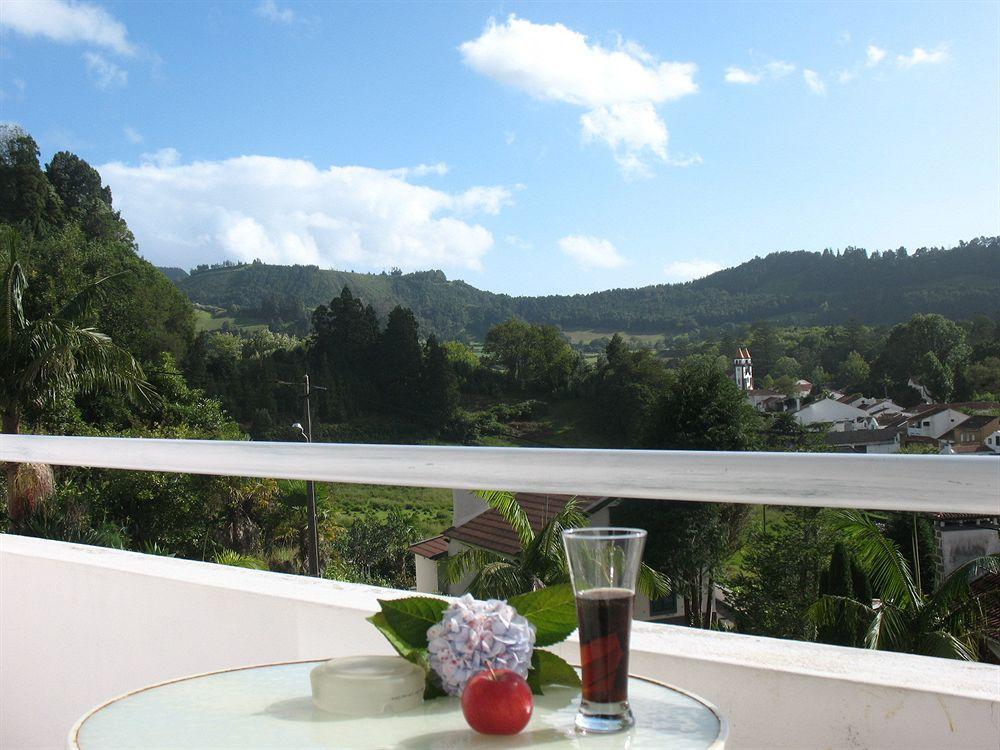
[172,237,1000,338]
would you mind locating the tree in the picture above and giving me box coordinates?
[839,351,870,388]
[872,314,970,402]
[772,356,801,380]
[730,508,830,639]
[378,305,423,413]
[483,319,577,393]
[330,507,418,589]
[0,125,57,232]
[637,356,761,626]
[644,355,762,451]
[444,490,668,601]
[1,235,152,521]
[590,334,668,445]
[420,334,458,429]
[816,542,862,646]
[916,351,953,402]
[615,499,749,628]
[810,510,999,660]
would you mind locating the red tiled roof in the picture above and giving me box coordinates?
[409,535,449,560]
[447,493,607,556]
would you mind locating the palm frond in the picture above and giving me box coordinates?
[1,238,27,358]
[922,554,1000,627]
[866,601,909,651]
[913,630,979,661]
[638,563,671,600]
[831,509,920,609]
[475,490,534,549]
[55,271,128,323]
[214,550,267,570]
[441,546,507,585]
[467,559,526,600]
[808,594,876,640]
[522,497,587,584]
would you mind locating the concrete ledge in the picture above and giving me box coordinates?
[2,536,998,749]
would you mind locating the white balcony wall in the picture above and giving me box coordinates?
[2,535,997,750]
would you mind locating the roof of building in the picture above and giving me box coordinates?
[446,493,608,556]
[950,444,986,454]
[915,402,1000,415]
[836,393,862,404]
[876,412,909,428]
[824,427,902,446]
[956,414,1000,430]
[409,534,449,560]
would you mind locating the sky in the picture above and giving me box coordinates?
[1,1,998,295]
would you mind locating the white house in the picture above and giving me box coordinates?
[985,430,1000,454]
[793,397,873,430]
[907,406,971,440]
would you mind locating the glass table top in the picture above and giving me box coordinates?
[71,660,726,749]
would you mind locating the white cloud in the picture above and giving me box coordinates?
[460,15,697,175]
[897,45,948,68]
[663,259,723,282]
[558,235,627,269]
[724,67,761,85]
[866,45,887,67]
[254,0,295,24]
[505,234,532,250]
[837,69,857,84]
[83,51,127,90]
[99,152,512,272]
[724,60,794,85]
[1,0,134,55]
[803,69,826,95]
[123,125,142,144]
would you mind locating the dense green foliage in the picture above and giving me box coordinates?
[172,238,1000,338]
[810,511,999,660]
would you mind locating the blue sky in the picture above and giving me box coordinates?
[2,1,998,295]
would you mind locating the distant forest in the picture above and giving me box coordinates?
[167,237,1000,339]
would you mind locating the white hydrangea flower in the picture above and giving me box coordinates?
[426,594,536,696]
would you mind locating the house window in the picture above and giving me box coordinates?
[650,592,678,617]
[923,421,930,426]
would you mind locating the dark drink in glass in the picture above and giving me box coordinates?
[562,527,646,734]
[576,588,634,705]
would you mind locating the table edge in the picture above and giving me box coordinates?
[68,658,729,750]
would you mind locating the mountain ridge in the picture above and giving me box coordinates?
[162,237,1000,338]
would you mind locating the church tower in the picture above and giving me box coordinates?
[734,348,754,392]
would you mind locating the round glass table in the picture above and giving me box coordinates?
[70,660,727,749]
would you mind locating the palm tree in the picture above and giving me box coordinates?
[443,490,670,601]
[810,510,999,660]
[1,234,153,521]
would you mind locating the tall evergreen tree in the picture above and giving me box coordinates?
[378,306,423,414]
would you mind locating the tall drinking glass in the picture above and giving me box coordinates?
[562,527,646,734]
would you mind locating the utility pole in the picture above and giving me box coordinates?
[283,374,326,577]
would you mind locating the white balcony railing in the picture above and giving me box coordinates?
[1,434,999,750]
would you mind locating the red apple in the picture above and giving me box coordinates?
[461,669,534,735]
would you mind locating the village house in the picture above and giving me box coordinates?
[940,414,1000,450]
[410,491,707,624]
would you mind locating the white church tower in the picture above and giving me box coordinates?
[734,348,754,392]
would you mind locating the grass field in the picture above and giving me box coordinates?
[193,308,268,333]
[563,329,665,346]
[320,482,453,539]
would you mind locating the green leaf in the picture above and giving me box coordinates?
[366,612,420,659]
[378,596,448,650]
[509,584,578,647]
[528,650,581,695]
